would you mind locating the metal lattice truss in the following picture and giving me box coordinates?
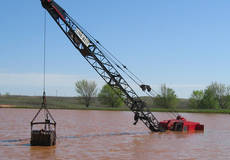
[41,0,160,131]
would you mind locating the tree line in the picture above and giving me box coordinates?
[75,80,123,108]
[75,80,177,108]
[189,82,230,109]
[75,80,230,109]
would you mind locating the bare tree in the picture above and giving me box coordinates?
[75,80,97,107]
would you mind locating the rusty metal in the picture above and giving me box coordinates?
[30,91,56,146]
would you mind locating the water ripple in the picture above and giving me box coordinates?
[0,131,149,146]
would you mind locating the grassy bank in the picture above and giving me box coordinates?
[3,105,230,114]
[1,95,230,114]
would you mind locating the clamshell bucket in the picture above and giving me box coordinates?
[30,92,56,146]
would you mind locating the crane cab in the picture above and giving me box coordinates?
[159,116,204,132]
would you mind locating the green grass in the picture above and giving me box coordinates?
[149,108,230,114]
[6,105,230,114]
[1,95,230,114]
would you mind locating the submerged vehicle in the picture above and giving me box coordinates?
[160,115,204,132]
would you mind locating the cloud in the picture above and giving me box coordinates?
[0,73,105,96]
[0,73,207,98]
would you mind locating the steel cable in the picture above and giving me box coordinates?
[67,14,179,118]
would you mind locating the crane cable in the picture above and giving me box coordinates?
[43,11,47,93]
[71,15,179,118]
[97,42,160,96]
[73,18,146,91]
[96,40,179,118]
[43,11,49,120]
[97,44,179,118]
[69,13,159,95]
[101,45,179,118]
[68,15,141,85]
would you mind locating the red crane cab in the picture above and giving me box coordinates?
[159,115,204,132]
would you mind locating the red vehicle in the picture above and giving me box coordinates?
[159,115,204,132]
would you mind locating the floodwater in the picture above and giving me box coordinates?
[0,109,230,160]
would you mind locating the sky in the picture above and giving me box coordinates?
[1,0,230,98]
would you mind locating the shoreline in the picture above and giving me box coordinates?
[1,105,230,114]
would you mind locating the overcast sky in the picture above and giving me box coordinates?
[1,0,230,98]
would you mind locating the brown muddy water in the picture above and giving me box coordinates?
[0,108,230,160]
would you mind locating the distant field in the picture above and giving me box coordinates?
[0,95,85,109]
[1,95,230,113]
[0,95,188,109]
[0,95,127,110]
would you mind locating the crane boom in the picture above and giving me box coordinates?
[41,0,162,132]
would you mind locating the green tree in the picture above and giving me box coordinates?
[189,82,230,109]
[203,82,230,109]
[221,94,230,109]
[98,84,123,107]
[75,80,97,107]
[3,92,10,97]
[200,88,219,109]
[154,84,178,108]
[189,90,204,109]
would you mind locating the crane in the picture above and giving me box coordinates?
[40,0,204,132]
